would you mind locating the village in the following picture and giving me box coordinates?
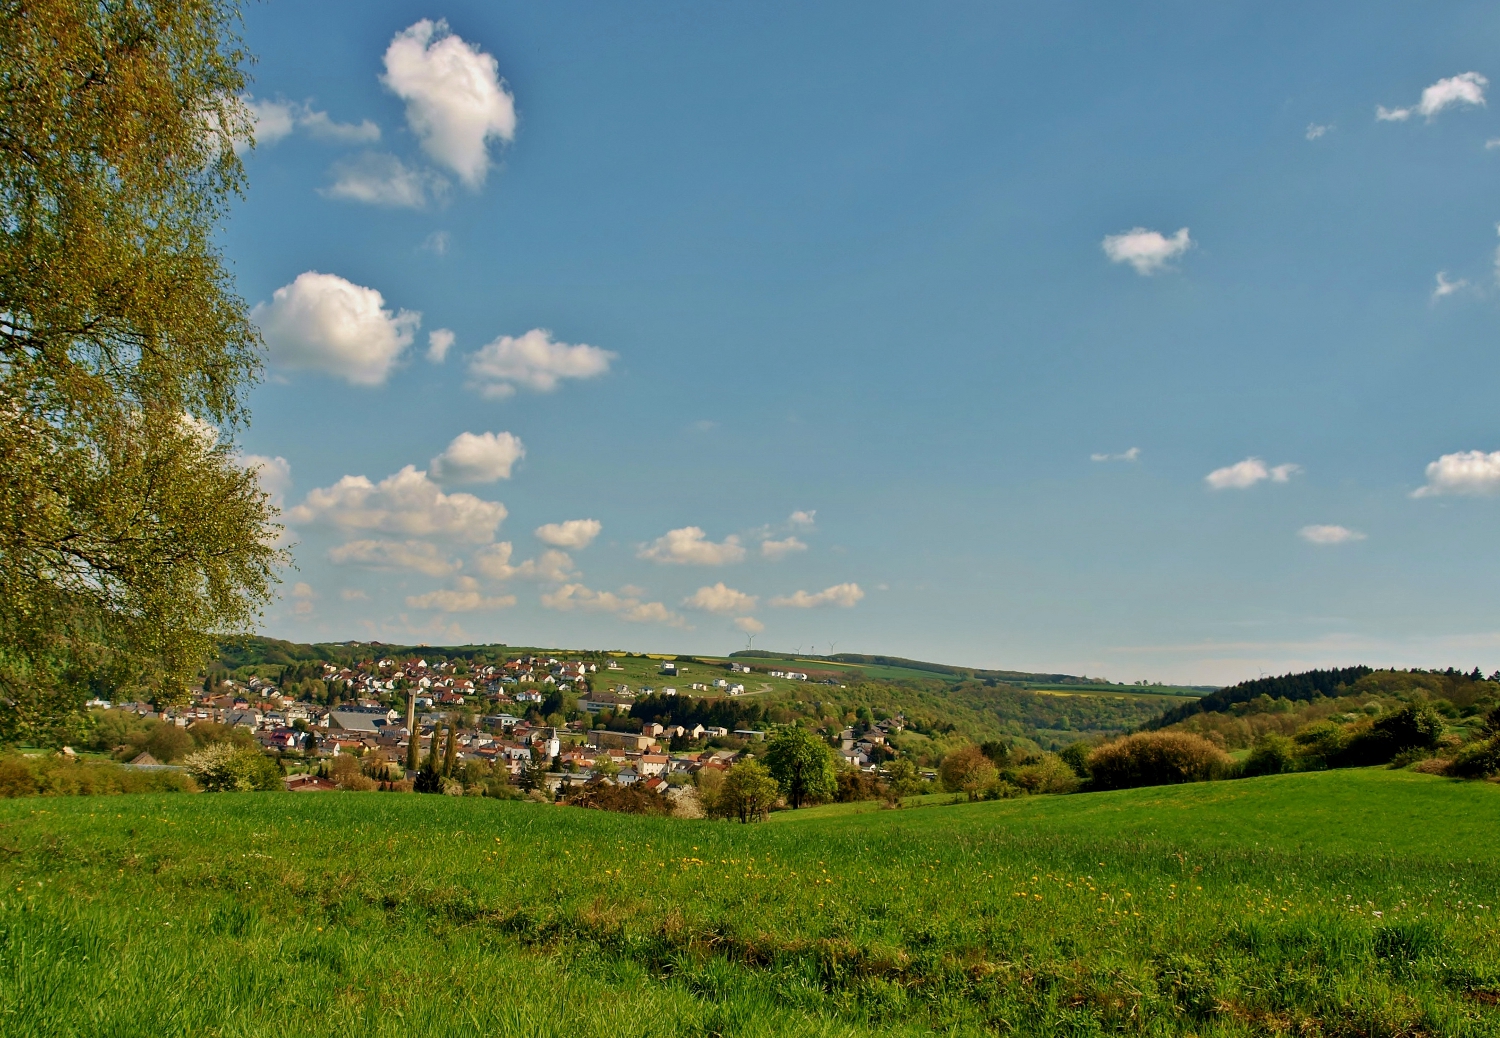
[88,651,908,797]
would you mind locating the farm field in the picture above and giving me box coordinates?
[2,769,1497,1037]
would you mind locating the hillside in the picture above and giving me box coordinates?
[2,769,1496,1036]
[212,636,1207,750]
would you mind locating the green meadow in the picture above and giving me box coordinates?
[2,768,1497,1036]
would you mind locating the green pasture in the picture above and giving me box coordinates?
[1,768,1497,1036]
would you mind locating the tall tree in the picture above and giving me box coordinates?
[763,726,837,809]
[0,0,280,745]
[442,722,457,777]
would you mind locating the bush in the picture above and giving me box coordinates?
[0,752,195,797]
[1008,754,1080,794]
[181,743,280,792]
[939,745,999,800]
[1087,732,1233,791]
[1242,733,1299,777]
[1058,741,1092,779]
[565,779,670,815]
[835,769,878,802]
[1449,737,1500,779]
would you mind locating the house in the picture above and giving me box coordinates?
[586,730,655,752]
[327,710,389,734]
[285,774,338,792]
[638,753,669,777]
[659,661,677,676]
[615,767,640,786]
[729,662,752,674]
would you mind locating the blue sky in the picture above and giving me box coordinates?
[232,1,1500,684]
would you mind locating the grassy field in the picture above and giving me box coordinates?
[2,769,1497,1036]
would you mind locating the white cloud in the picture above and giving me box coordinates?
[1487,138,1500,150]
[789,510,817,527]
[1102,227,1193,275]
[290,580,317,616]
[242,95,380,149]
[381,19,516,189]
[328,538,458,577]
[241,454,291,508]
[322,152,446,209]
[428,431,524,484]
[422,230,450,255]
[298,110,381,145]
[1412,449,1500,497]
[253,272,420,385]
[466,328,615,398]
[760,536,807,560]
[289,465,506,543]
[734,616,765,634]
[1305,123,1333,140]
[1298,524,1366,545]
[472,542,576,583]
[1205,457,1300,490]
[1432,271,1469,301]
[541,583,686,627]
[770,583,865,609]
[535,519,602,549]
[340,589,368,601]
[244,96,296,147]
[1377,72,1487,122]
[406,577,515,612]
[638,526,746,565]
[683,583,758,615]
[1091,447,1141,463]
[427,328,455,363]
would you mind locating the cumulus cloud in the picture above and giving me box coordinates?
[734,616,765,634]
[321,152,446,209]
[760,536,807,560]
[381,19,516,188]
[1377,72,1487,122]
[1102,227,1193,275]
[253,272,420,385]
[328,538,458,577]
[1298,524,1366,545]
[1091,447,1141,462]
[535,519,602,549]
[683,583,758,615]
[466,328,615,398]
[472,542,576,583]
[770,583,865,609]
[1305,123,1333,140]
[541,583,686,627]
[406,577,515,612]
[427,328,455,363]
[1432,272,1469,301]
[1205,458,1300,490]
[289,465,506,543]
[638,526,746,565]
[429,431,524,484]
[789,510,817,527]
[243,96,380,149]
[241,454,291,508]
[290,581,317,616]
[1412,449,1500,497]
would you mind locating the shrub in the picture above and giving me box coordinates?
[1087,732,1233,791]
[1009,754,1080,794]
[940,745,999,801]
[181,743,280,792]
[1242,733,1298,777]
[1374,703,1444,752]
[565,779,670,815]
[835,769,878,802]
[1058,741,1092,779]
[1448,737,1500,779]
[0,752,194,797]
